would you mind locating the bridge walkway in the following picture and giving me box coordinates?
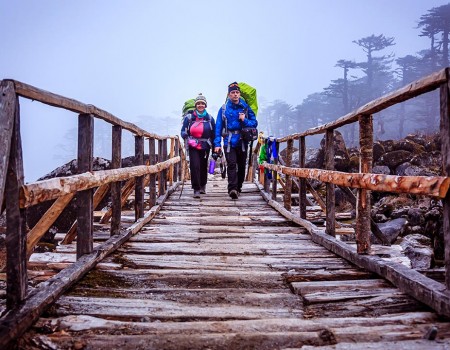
[18,177,450,349]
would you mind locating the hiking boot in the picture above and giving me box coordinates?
[193,190,201,198]
[200,186,206,194]
[229,189,239,200]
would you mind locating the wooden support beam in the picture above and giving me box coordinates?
[325,129,335,236]
[76,114,94,259]
[0,81,15,209]
[61,184,110,245]
[134,135,144,221]
[5,94,27,309]
[356,115,373,254]
[148,138,156,208]
[169,137,175,185]
[158,140,164,196]
[284,139,293,210]
[110,125,122,236]
[26,193,75,258]
[441,79,450,290]
[338,185,388,245]
[299,137,307,219]
[162,139,168,194]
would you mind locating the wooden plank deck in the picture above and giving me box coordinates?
[15,177,450,349]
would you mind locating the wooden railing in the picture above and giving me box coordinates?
[0,79,187,315]
[250,68,450,316]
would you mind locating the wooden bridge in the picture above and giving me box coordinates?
[0,69,449,349]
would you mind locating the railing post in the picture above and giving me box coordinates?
[299,136,307,219]
[440,76,450,289]
[263,139,270,193]
[169,137,175,185]
[356,115,373,254]
[284,139,293,210]
[271,141,279,201]
[158,139,164,196]
[173,138,179,182]
[135,135,144,220]
[325,129,335,236]
[110,125,122,236]
[148,137,157,208]
[5,91,28,309]
[162,138,168,194]
[77,113,94,259]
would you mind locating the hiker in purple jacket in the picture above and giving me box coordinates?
[214,82,257,200]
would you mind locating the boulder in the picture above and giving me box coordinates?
[400,234,434,269]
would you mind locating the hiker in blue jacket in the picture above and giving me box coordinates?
[214,82,257,200]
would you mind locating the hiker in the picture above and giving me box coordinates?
[257,132,267,185]
[214,82,258,199]
[181,93,216,198]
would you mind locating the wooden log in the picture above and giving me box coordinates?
[134,136,144,221]
[5,94,27,309]
[256,183,319,234]
[169,137,175,185]
[276,68,448,140]
[441,79,450,290]
[61,184,110,245]
[338,185,388,245]
[284,139,293,210]
[162,139,168,194]
[356,115,372,254]
[98,178,135,226]
[8,79,166,140]
[148,138,157,208]
[158,140,164,196]
[26,193,75,258]
[325,129,335,236]
[20,157,180,208]
[110,125,122,236]
[309,228,450,317]
[261,163,450,198]
[299,136,307,219]
[77,113,94,259]
[0,81,15,208]
[0,181,181,349]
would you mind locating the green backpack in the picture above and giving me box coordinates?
[238,82,258,116]
[182,98,196,115]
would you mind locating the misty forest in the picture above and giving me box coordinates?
[56,3,450,159]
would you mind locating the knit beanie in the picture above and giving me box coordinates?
[228,82,240,93]
[195,93,207,107]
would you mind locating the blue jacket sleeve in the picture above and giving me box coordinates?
[180,115,190,139]
[214,108,223,147]
[210,116,216,146]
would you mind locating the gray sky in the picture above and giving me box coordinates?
[1,0,448,181]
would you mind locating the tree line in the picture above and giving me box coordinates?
[259,3,450,147]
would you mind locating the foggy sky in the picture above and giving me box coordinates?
[1,0,448,181]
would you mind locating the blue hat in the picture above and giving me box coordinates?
[228,82,240,93]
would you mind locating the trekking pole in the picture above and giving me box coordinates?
[179,140,188,199]
[246,140,254,182]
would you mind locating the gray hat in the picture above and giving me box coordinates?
[195,93,207,107]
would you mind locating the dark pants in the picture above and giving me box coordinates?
[189,148,209,191]
[225,144,248,193]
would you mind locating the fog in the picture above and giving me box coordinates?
[1,0,448,181]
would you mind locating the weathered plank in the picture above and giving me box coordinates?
[0,81,16,209]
